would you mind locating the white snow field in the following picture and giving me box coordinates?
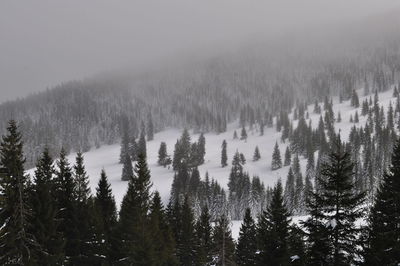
[27,88,396,239]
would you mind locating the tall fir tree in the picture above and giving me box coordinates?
[93,169,117,265]
[303,140,365,265]
[29,148,64,265]
[121,152,134,181]
[195,205,213,265]
[236,208,257,266]
[177,196,197,266]
[257,181,291,266]
[221,140,228,167]
[364,140,400,265]
[147,112,154,141]
[138,129,147,158]
[0,120,38,265]
[253,146,261,161]
[212,214,236,266]
[271,142,282,170]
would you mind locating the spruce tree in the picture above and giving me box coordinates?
[212,214,236,266]
[284,168,295,214]
[236,208,257,266]
[284,146,291,166]
[93,169,117,265]
[0,120,38,265]
[271,142,282,170]
[119,121,130,164]
[195,205,213,265]
[240,126,247,141]
[257,181,290,265]
[233,130,238,140]
[116,153,154,265]
[147,112,154,141]
[30,148,64,265]
[138,130,147,158]
[121,152,133,181]
[253,146,261,161]
[54,149,79,264]
[149,191,178,266]
[303,140,365,265]
[364,140,400,264]
[177,196,197,266]
[198,133,206,165]
[158,142,170,167]
[221,140,228,167]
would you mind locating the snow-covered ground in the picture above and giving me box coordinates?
[27,88,396,238]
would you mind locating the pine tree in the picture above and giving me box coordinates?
[287,225,306,266]
[303,140,365,265]
[364,140,400,264]
[233,130,238,140]
[116,153,154,264]
[198,133,206,165]
[147,112,154,141]
[253,146,261,161]
[158,142,170,167]
[271,142,282,170]
[221,140,228,167]
[0,120,38,265]
[212,214,236,266]
[195,205,213,265]
[240,126,247,141]
[257,181,291,265]
[284,146,291,166]
[121,152,133,181]
[29,148,64,265]
[138,130,147,158]
[236,208,257,266]
[119,120,130,164]
[149,191,178,266]
[177,196,197,266]
[284,168,295,214]
[54,149,80,264]
[93,169,117,265]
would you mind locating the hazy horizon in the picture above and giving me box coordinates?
[1,0,399,103]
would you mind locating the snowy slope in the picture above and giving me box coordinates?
[27,88,397,239]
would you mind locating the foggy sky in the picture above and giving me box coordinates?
[0,0,399,102]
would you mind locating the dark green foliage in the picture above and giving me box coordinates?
[257,181,291,266]
[195,205,213,265]
[121,152,133,181]
[138,129,147,158]
[303,140,365,265]
[30,148,65,265]
[177,196,197,266]
[271,142,282,170]
[212,214,236,266]
[236,208,257,266]
[221,140,228,167]
[0,120,38,265]
[240,126,247,141]
[149,192,178,266]
[253,146,261,161]
[364,140,400,265]
[93,170,117,265]
[284,146,291,166]
[158,142,171,167]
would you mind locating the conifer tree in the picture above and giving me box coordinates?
[195,205,213,265]
[93,169,117,264]
[116,153,154,264]
[0,120,38,265]
[212,214,236,266]
[303,140,365,265]
[119,121,130,164]
[253,146,261,161]
[221,140,228,167]
[257,181,291,265]
[158,142,170,167]
[240,126,247,141]
[138,130,147,158]
[236,208,257,266]
[364,140,400,264]
[177,196,197,266]
[54,149,79,264]
[121,152,133,181]
[30,148,64,265]
[149,191,178,266]
[271,142,282,170]
[198,133,206,165]
[147,112,154,141]
[284,146,291,166]
[233,130,238,140]
[284,168,295,214]
[129,137,138,161]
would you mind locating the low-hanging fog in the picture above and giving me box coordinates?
[0,0,399,102]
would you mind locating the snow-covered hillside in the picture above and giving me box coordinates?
[27,88,396,238]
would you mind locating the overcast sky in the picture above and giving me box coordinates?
[0,0,399,102]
